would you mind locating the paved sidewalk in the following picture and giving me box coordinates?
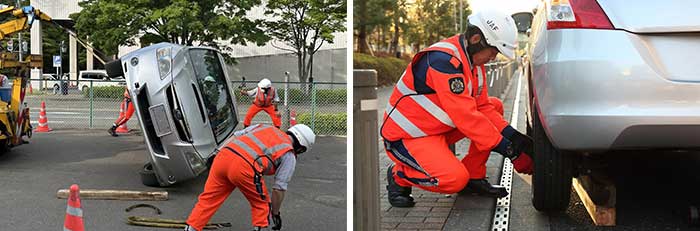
[378,70,520,231]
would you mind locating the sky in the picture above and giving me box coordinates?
[469,0,540,15]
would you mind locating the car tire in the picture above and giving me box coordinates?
[82,86,89,93]
[532,105,573,212]
[139,162,162,187]
[52,84,60,95]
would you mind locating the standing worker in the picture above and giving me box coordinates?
[381,9,535,208]
[184,123,316,231]
[241,78,281,128]
[108,88,133,137]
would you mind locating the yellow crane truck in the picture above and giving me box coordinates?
[0,5,55,152]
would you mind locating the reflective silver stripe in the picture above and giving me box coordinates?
[233,139,264,167]
[429,42,462,62]
[269,143,292,154]
[476,66,484,96]
[64,228,73,231]
[395,77,416,96]
[386,103,426,137]
[410,95,454,127]
[66,206,83,217]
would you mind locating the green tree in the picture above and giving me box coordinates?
[70,0,269,59]
[265,0,346,83]
[353,0,393,54]
[404,0,470,52]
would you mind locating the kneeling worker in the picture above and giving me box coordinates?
[184,123,316,231]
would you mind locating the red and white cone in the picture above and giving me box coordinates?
[115,101,129,134]
[34,101,52,132]
[63,184,85,231]
[290,109,297,126]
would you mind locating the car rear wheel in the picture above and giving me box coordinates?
[139,162,162,187]
[532,105,573,212]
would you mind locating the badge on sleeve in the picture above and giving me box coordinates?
[448,77,465,94]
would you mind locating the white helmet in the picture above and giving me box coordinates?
[468,9,518,60]
[258,78,272,88]
[288,124,316,150]
[204,75,215,83]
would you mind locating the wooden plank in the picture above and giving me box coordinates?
[573,177,616,226]
[57,189,168,201]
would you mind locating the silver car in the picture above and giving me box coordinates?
[525,0,700,211]
[106,43,239,186]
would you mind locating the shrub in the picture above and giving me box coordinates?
[353,52,408,86]
[297,112,346,135]
[82,86,124,99]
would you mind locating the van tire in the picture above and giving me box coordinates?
[82,86,89,93]
[532,105,573,212]
[105,59,124,78]
[139,162,162,187]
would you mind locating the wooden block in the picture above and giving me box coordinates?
[57,189,168,201]
[573,177,616,226]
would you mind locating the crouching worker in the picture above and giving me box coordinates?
[184,124,316,231]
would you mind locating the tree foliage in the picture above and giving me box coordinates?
[354,0,470,55]
[264,0,347,83]
[71,0,270,59]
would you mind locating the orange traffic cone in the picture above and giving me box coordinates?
[115,101,129,134]
[290,109,297,126]
[34,101,52,132]
[63,184,85,231]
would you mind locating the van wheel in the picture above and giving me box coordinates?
[532,106,573,212]
[139,162,162,187]
[82,86,89,93]
[52,84,60,95]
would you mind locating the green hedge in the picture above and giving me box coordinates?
[297,112,346,135]
[353,52,409,86]
[235,88,346,105]
[82,86,124,99]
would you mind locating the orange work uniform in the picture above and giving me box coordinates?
[186,124,294,230]
[243,87,281,128]
[113,89,134,127]
[381,34,510,194]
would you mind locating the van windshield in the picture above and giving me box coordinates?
[188,49,235,144]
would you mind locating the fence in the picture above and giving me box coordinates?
[26,79,347,136]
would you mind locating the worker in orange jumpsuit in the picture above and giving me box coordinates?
[241,78,281,128]
[382,9,535,207]
[108,88,133,137]
[184,124,316,231]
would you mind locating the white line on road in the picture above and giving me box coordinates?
[491,70,523,231]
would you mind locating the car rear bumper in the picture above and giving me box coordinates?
[531,29,700,151]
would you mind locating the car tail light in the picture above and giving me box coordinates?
[546,0,613,30]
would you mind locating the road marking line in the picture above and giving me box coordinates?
[491,70,523,231]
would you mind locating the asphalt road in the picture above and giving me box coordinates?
[0,130,346,230]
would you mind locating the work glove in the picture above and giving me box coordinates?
[493,137,533,174]
[271,212,282,230]
[501,125,534,155]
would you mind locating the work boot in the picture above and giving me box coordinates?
[108,125,118,137]
[461,178,508,198]
[386,165,415,207]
